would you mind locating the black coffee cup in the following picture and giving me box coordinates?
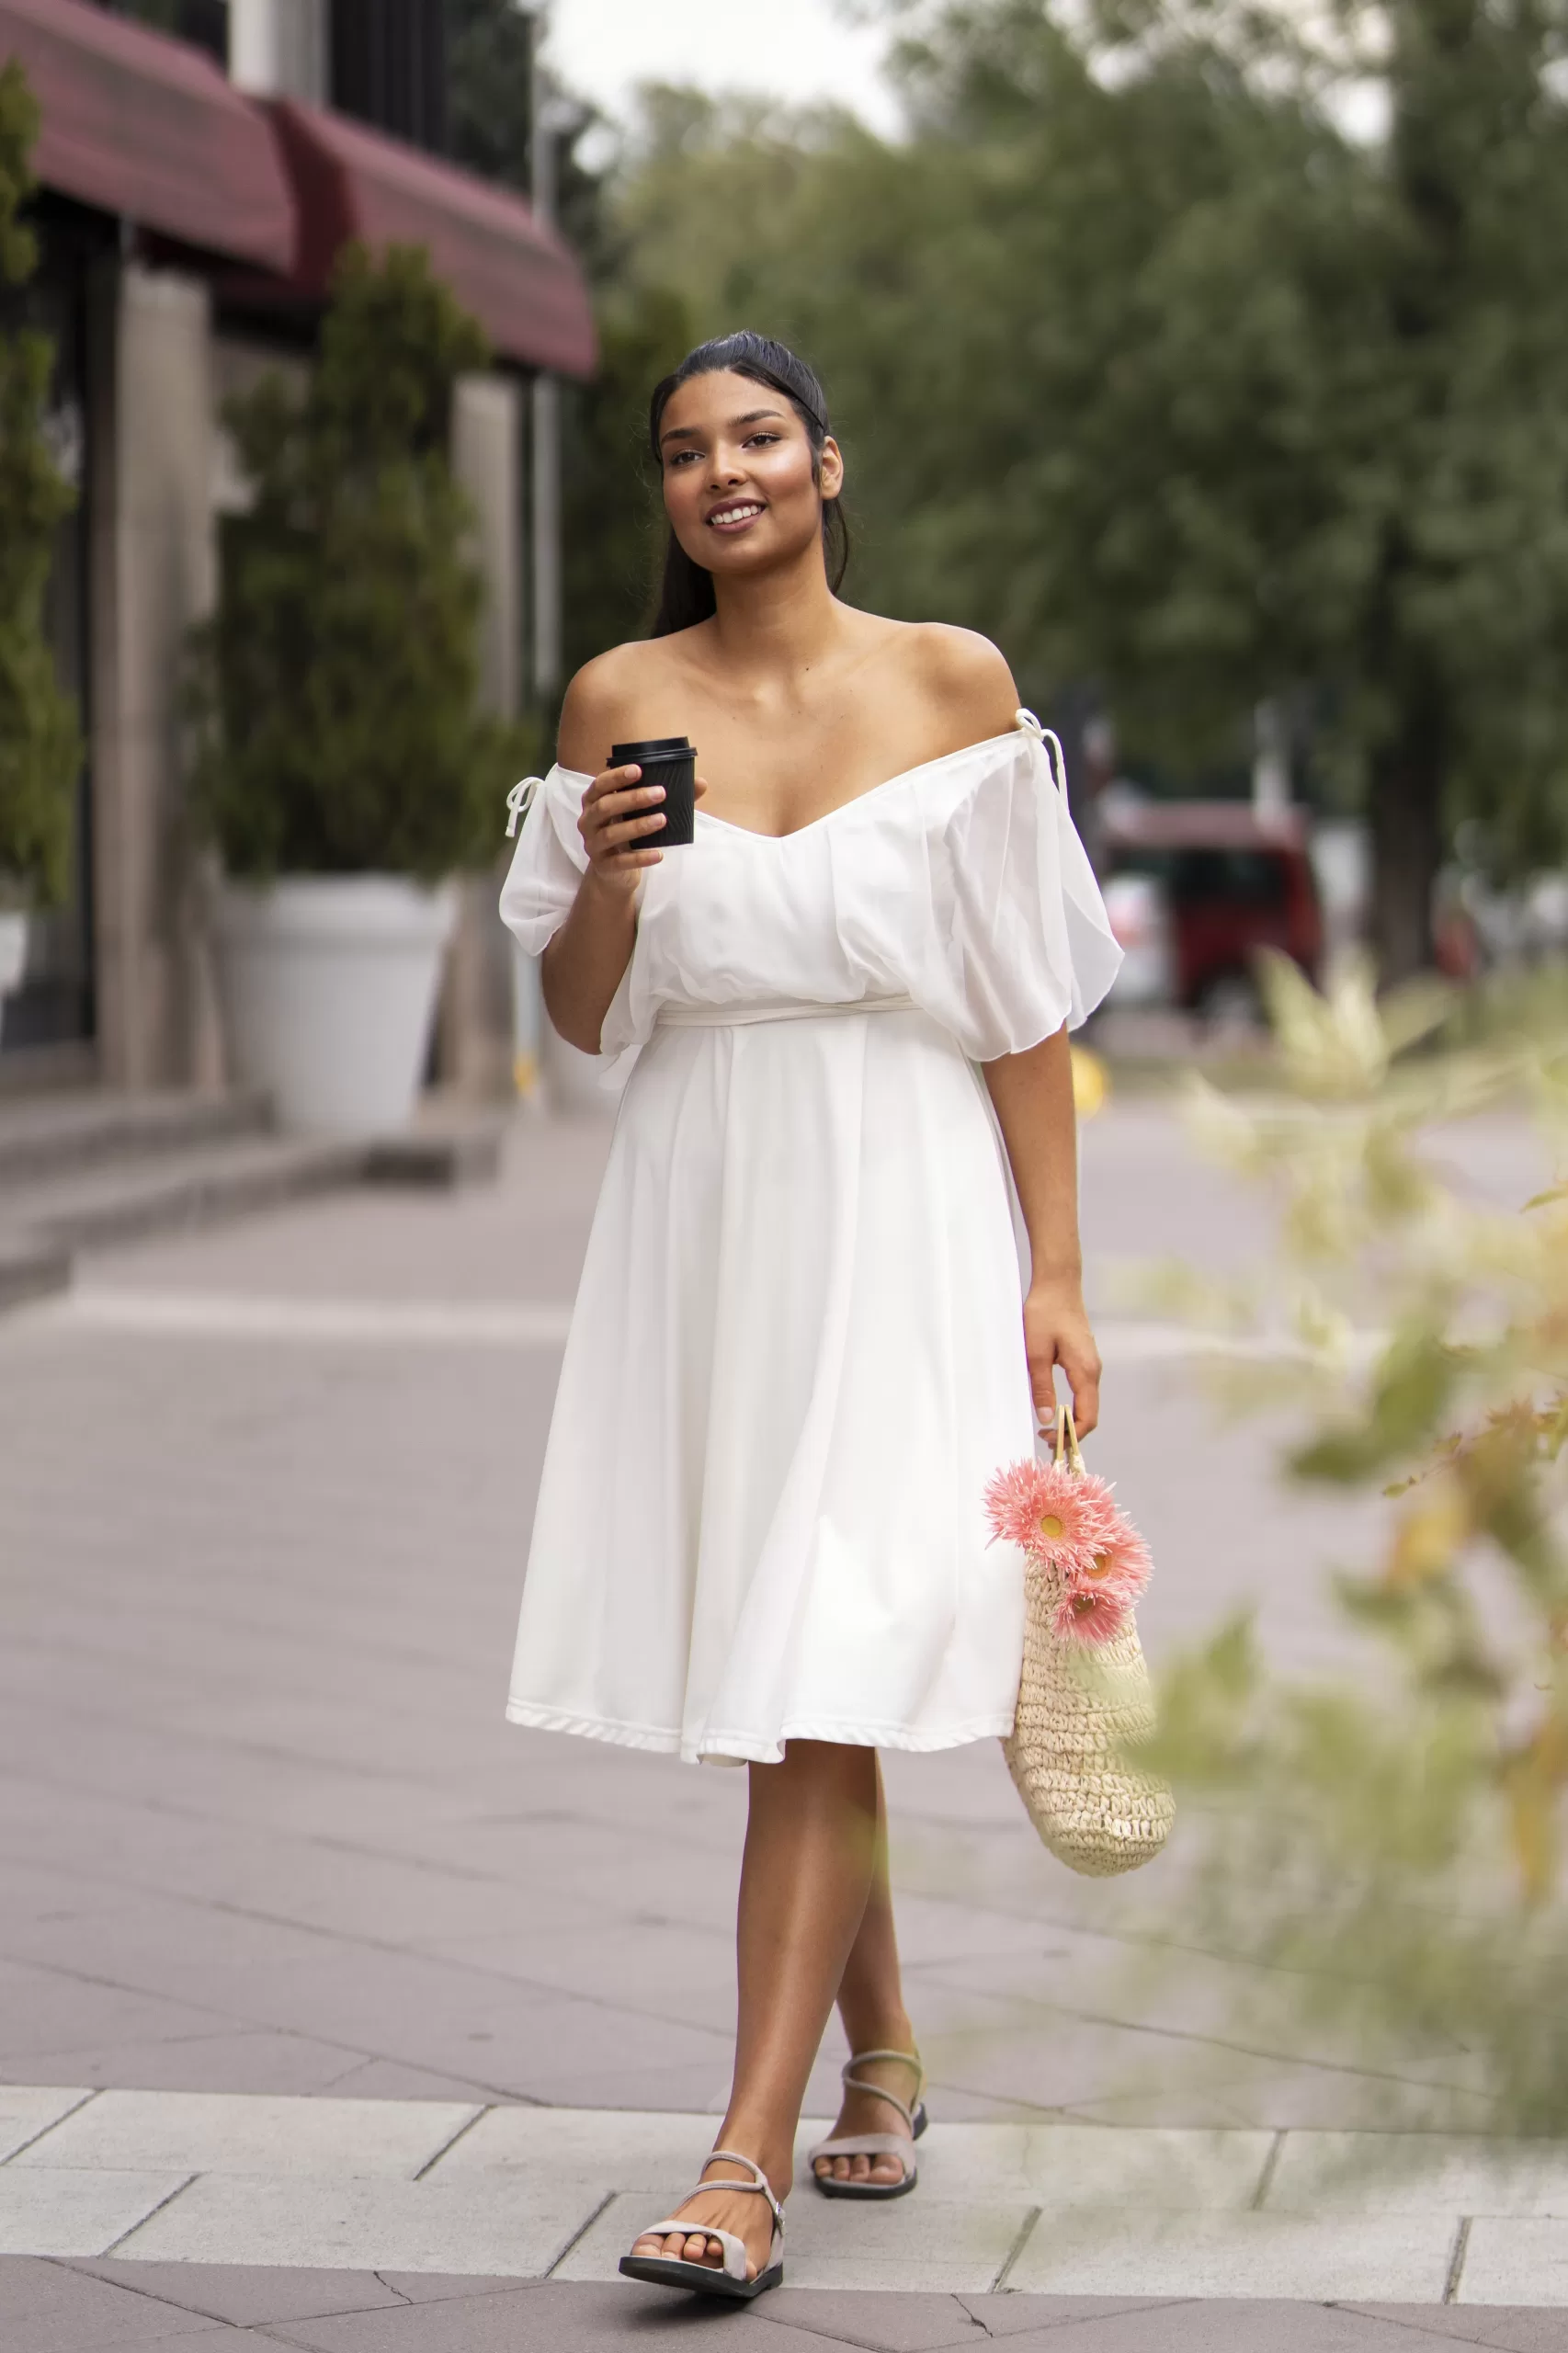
[610,737,697,847]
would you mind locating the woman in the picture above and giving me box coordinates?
[499,332,1120,2302]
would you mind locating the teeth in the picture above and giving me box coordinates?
[710,503,762,524]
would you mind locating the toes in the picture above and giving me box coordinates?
[848,2153,870,2181]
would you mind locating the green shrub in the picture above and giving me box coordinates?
[189,244,528,881]
[0,61,82,909]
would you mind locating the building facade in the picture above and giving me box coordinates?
[0,0,591,1095]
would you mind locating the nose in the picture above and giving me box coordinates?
[708,447,744,489]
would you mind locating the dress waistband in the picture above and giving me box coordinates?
[656,994,915,1029]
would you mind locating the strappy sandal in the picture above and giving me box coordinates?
[618,2148,785,2301]
[807,2046,928,2200]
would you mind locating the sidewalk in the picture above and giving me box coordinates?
[0,1102,1557,2347]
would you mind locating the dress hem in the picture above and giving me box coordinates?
[504,1697,1017,1767]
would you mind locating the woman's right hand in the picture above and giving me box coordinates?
[576,764,671,893]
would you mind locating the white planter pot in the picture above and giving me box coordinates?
[0,911,28,997]
[213,875,458,1133]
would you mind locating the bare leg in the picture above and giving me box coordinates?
[817,1756,919,2188]
[630,1740,880,2278]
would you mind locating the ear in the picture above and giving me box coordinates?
[819,435,845,502]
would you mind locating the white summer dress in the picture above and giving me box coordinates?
[498,712,1121,1767]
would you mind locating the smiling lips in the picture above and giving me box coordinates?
[706,500,766,532]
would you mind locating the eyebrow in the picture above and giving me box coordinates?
[659,406,788,447]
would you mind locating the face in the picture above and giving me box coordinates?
[658,369,844,581]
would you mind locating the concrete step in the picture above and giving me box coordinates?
[0,1088,271,1184]
[1,1131,370,1256]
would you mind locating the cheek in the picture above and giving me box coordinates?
[759,447,820,507]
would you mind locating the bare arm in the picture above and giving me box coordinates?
[918,630,1102,1435]
[540,664,676,1055]
[983,1025,1102,1439]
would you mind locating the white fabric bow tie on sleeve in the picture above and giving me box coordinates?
[1014,708,1070,799]
[506,777,545,839]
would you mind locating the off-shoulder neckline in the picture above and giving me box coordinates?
[555,723,1035,845]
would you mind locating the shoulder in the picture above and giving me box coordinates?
[556,638,701,774]
[873,621,1018,756]
[909,625,1018,731]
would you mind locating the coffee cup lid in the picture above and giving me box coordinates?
[610,737,693,763]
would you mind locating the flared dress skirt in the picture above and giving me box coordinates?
[506,1006,1035,1763]
[498,718,1123,1767]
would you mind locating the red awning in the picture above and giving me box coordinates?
[0,0,293,272]
[267,99,597,379]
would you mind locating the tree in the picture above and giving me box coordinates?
[598,2,1568,977]
[0,61,81,909]
[188,244,527,880]
[445,0,534,191]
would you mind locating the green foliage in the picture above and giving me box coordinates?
[0,61,82,909]
[1140,961,1568,2129]
[189,244,528,881]
[445,0,534,192]
[575,0,1568,967]
[562,280,694,671]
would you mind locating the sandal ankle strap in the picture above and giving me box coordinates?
[700,2148,786,2236]
[840,2049,925,2134]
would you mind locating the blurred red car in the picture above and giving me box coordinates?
[1097,801,1323,1015]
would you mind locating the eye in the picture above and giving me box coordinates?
[667,449,700,467]
[745,431,781,449]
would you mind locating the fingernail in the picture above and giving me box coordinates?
[649,785,665,799]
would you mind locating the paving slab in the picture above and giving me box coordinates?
[0,2165,190,2258]
[14,2089,483,2180]
[0,2256,233,2351]
[1005,2208,1459,2302]
[77,2258,415,2326]
[1458,2221,1568,2305]
[429,2105,735,2186]
[0,2083,92,2161]
[112,2170,604,2277]
[1349,2309,1568,2350]
[553,2185,1030,2292]
[974,2304,1486,2350]
[1268,2133,1568,2216]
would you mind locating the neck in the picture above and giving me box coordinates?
[709,540,841,674]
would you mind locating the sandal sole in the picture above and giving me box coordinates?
[619,2255,783,2300]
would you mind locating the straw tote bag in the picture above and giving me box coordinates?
[991,1406,1175,1877]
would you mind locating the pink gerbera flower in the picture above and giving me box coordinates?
[983,1456,1122,1579]
[1070,1508,1153,1608]
[1053,1580,1131,1645]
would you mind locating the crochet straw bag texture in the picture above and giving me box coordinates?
[1002,1412,1176,1877]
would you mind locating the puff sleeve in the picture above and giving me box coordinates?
[497,767,587,956]
[839,717,1121,1061]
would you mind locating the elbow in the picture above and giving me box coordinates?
[540,971,603,1059]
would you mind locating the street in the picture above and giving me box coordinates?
[0,1096,1555,2347]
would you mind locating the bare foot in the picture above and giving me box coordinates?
[813,2049,922,2188]
[629,2155,781,2279]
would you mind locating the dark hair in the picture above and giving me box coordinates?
[647,331,850,637]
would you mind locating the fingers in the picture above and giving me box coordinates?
[578,764,668,871]
[1060,1347,1102,1439]
[1028,1342,1102,1441]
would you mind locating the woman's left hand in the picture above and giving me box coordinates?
[1024,1275,1102,1440]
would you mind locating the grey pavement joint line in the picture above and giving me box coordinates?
[98,2171,199,2256]
[545,2187,619,2277]
[989,2203,1043,2294]
[1442,2215,1471,2304]
[0,2086,98,2162]
[1249,2127,1286,2211]
[413,2104,494,2181]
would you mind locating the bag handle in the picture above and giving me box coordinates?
[1053,1398,1085,1476]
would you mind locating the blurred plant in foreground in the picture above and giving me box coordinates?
[1143,951,1568,2131]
